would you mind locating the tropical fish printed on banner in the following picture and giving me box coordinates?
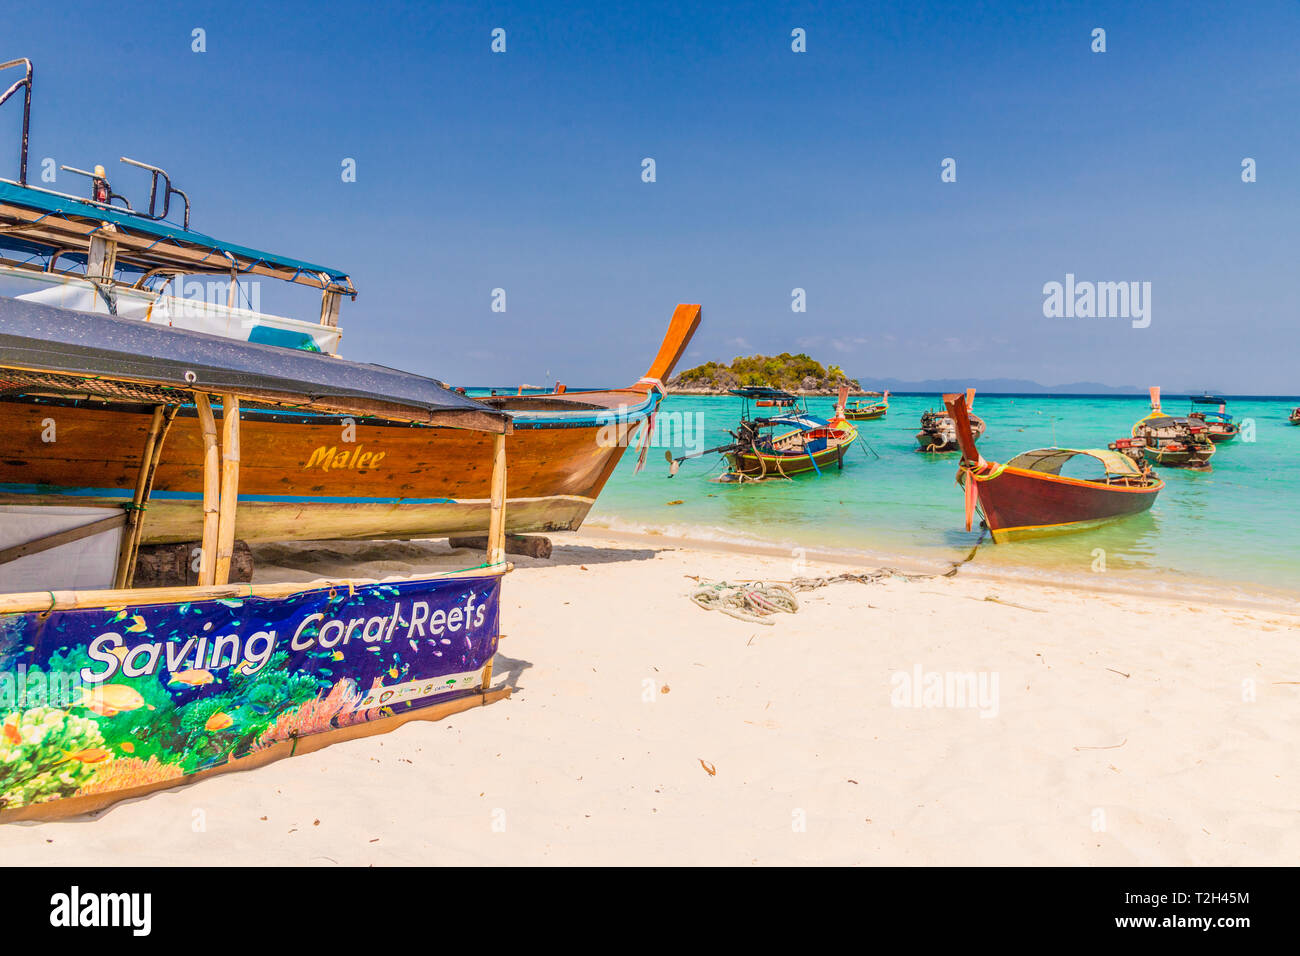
[0,574,501,811]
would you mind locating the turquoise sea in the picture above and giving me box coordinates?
[588,394,1300,602]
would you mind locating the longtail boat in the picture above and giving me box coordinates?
[1291,407,1300,425]
[666,386,858,480]
[945,393,1162,542]
[753,389,796,408]
[0,57,701,543]
[917,388,984,452]
[1128,387,1216,470]
[844,391,889,421]
[1186,394,1239,442]
[0,311,513,818]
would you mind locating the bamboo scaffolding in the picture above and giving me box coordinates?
[122,404,180,587]
[113,405,164,588]
[481,431,508,692]
[214,395,241,585]
[113,404,180,588]
[487,432,508,566]
[193,393,220,586]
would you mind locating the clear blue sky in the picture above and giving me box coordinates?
[5,1,1297,391]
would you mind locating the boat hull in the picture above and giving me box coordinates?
[0,399,640,543]
[972,466,1162,542]
[1140,442,1215,470]
[845,407,886,421]
[723,441,849,478]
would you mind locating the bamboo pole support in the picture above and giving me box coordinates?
[486,432,507,566]
[125,404,180,585]
[194,393,220,587]
[482,432,507,690]
[113,405,164,588]
[115,404,180,588]
[214,395,241,585]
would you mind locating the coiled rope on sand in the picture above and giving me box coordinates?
[689,581,799,624]
[687,533,989,625]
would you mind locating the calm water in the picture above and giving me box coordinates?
[588,394,1300,600]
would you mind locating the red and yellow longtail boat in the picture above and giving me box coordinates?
[945,392,1163,543]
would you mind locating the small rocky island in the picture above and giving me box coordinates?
[668,353,864,395]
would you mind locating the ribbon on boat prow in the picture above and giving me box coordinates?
[0,571,505,819]
[942,391,986,532]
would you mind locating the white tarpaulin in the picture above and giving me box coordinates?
[0,505,123,593]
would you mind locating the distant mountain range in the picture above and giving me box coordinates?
[858,377,1168,395]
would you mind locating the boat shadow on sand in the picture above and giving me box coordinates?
[512,543,661,567]
[254,539,662,577]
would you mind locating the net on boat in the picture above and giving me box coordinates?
[0,370,187,403]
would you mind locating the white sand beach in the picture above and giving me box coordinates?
[4,532,1298,866]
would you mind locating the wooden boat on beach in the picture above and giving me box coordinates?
[0,310,513,818]
[844,391,888,421]
[1128,387,1216,470]
[0,57,701,544]
[0,300,698,543]
[1186,394,1239,443]
[666,386,858,480]
[917,388,984,452]
[944,393,1162,542]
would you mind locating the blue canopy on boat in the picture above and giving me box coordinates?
[767,413,828,431]
[0,180,350,283]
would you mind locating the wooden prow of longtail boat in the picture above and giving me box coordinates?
[630,303,703,392]
[943,393,984,466]
[1149,385,1161,412]
[966,387,976,410]
[835,384,849,417]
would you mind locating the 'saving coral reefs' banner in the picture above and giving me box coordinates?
[0,573,501,811]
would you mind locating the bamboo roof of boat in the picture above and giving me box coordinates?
[0,296,510,431]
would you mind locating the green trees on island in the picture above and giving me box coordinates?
[669,353,860,393]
